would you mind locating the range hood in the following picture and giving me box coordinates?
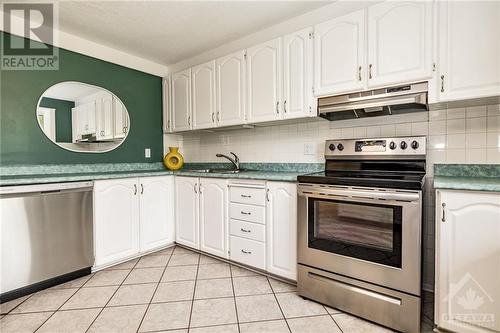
[318,82,428,121]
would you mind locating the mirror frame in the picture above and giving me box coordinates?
[36,81,131,154]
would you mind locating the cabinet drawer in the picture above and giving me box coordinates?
[230,202,265,224]
[230,235,265,270]
[230,187,266,206]
[230,219,265,242]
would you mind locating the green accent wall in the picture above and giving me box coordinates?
[0,32,163,165]
[39,97,74,143]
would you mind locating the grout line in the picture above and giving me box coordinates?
[266,276,291,333]
[135,250,175,333]
[229,264,241,333]
[327,307,344,333]
[1,292,35,316]
[185,249,201,331]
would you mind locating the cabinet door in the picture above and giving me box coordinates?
[192,61,217,129]
[438,1,500,101]
[96,93,114,140]
[216,50,246,126]
[436,190,500,333]
[172,68,192,132]
[246,38,282,123]
[72,105,87,138]
[283,27,314,119]
[266,182,297,280]
[314,10,366,96]
[139,176,175,252]
[175,177,199,249]
[113,97,127,139]
[94,178,139,267]
[162,76,171,133]
[199,178,227,258]
[367,1,433,88]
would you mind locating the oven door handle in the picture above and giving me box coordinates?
[299,188,420,202]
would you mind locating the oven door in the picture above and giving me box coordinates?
[298,184,422,296]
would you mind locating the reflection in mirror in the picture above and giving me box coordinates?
[36,82,130,153]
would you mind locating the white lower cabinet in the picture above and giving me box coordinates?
[175,176,199,249]
[94,176,174,268]
[266,182,297,280]
[435,189,500,333]
[199,178,227,258]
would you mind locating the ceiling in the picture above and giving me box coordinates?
[43,82,102,101]
[57,1,330,66]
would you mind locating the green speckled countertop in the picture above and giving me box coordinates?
[0,162,323,186]
[434,164,500,192]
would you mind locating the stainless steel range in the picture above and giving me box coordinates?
[297,136,426,333]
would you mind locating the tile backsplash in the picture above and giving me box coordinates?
[164,102,500,291]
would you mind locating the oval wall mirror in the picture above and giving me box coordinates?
[36,81,130,153]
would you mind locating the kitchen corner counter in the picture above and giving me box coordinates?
[433,164,500,192]
[0,162,324,186]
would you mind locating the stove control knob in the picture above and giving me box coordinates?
[400,141,408,150]
[389,141,397,150]
[329,143,336,151]
[411,140,419,149]
[337,143,344,151]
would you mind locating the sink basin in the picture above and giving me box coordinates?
[186,168,245,174]
[186,169,211,173]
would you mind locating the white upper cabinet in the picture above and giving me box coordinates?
[435,190,500,333]
[162,76,171,133]
[114,97,128,139]
[246,38,282,123]
[96,93,114,140]
[172,68,192,132]
[437,1,500,101]
[199,178,227,258]
[139,176,175,252]
[314,9,366,96]
[192,61,217,130]
[94,178,140,267]
[216,50,246,126]
[367,1,433,88]
[175,177,199,249]
[266,182,297,280]
[283,27,314,119]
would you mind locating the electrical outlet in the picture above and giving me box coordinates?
[304,143,317,155]
[145,148,151,158]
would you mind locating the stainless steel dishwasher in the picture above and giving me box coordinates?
[0,181,94,302]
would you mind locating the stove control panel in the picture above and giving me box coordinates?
[325,136,426,158]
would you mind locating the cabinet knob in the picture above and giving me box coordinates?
[240,194,251,198]
[369,64,373,79]
[276,101,280,114]
[240,228,251,233]
[441,203,446,222]
[240,211,251,215]
[283,100,287,113]
[358,66,362,81]
[241,249,252,254]
[440,75,445,93]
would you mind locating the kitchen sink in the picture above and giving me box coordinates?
[186,168,254,174]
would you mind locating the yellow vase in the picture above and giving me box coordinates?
[163,147,184,170]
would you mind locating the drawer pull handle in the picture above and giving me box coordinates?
[241,211,251,215]
[240,194,251,198]
[240,228,251,233]
[441,202,446,222]
[241,249,252,254]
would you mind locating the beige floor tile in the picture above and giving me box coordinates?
[152,280,195,302]
[61,286,118,310]
[194,278,233,299]
[235,294,283,323]
[162,265,198,282]
[37,308,101,333]
[332,313,393,333]
[51,275,93,289]
[135,254,170,268]
[233,276,272,296]
[190,298,237,327]
[0,295,30,314]
[84,269,130,287]
[168,253,200,266]
[0,312,53,333]
[189,324,239,333]
[173,246,197,255]
[197,263,231,279]
[107,258,139,270]
[150,246,175,256]
[12,288,77,313]
[276,292,327,318]
[87,304,147,333]
[240,319,290,333]
[268,278,297,293]
[230,265,259,277]
[199,255,223,265]
[139,301,191,332]
[123,267,164,285]
[287,315,341,333]
[108,283,157,306]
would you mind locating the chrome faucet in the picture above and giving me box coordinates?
[216,152,240,170]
